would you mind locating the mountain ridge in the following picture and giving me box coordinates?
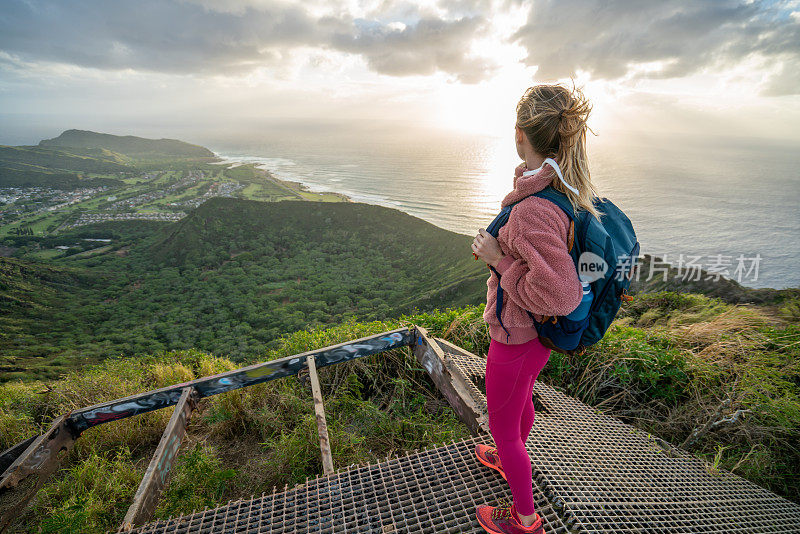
[38,129,216,159]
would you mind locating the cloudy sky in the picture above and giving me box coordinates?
[1,0,799,144]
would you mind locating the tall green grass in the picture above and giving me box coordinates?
[2,294,798,532]
[2,317,472,532]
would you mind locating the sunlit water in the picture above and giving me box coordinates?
[196,126,799,290]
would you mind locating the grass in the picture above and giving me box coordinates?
[2,318,472,532]
[23,248,64,260]
[30,446,142,533]
[1,291,798,532]
[154,443,237,518]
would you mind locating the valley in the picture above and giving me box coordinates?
[0,130,487,382]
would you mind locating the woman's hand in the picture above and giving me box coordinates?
[471,229,505,267]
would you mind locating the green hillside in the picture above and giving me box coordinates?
[40,146,134,166]
[0,257,100,376]
[0,199,487,380]
[39,129,217,162]
[0,145,133,174]
[0,256,94,316]
[149,197,487,311]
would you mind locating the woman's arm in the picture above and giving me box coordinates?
[495,198,584,317]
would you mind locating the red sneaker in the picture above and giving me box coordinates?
[476,500,544,534]
[476,443,507,481]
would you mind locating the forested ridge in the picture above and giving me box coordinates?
[1,198,487,380]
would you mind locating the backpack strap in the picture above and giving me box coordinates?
[532,185,585,263]
[531,185,576,221]
[488,187,584,343]
[486,193,538,343]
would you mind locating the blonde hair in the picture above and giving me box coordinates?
[516,79,602,221]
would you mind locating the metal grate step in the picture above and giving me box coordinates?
[442,343,800,533]
[124,436,570,534]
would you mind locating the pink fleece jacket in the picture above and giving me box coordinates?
[483,164,584,345]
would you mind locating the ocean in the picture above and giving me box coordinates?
[196,124,799,290]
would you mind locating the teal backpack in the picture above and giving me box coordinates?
[486,161,640,355]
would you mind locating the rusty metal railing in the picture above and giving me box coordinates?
[0,326,417,532]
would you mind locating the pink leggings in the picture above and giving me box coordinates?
[485,336,551,516]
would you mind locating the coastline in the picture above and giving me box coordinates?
[255,167,353,203]
[281,177,353,203]
[210,154,353,203]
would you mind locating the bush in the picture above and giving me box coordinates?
[154,444,237,519]
[29,446,141,534]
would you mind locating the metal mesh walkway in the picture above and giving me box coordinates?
[125,436,568,534]
[446,343,800,533]
[127,338,800,533]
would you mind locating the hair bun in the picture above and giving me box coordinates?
[558,87,594,147]
[514,79,601,222]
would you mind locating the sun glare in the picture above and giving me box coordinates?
[480,136,520,203]
[435,75,622,208]
[433,66,620,141]
[431,80,514,138]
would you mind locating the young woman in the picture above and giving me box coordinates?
[470,82,601,534]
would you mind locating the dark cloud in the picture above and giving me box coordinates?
[0,1,327,75]
[0,0,496,82]
[512,0,800,95]
[332,16,497,82]
[3,0,796,94]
